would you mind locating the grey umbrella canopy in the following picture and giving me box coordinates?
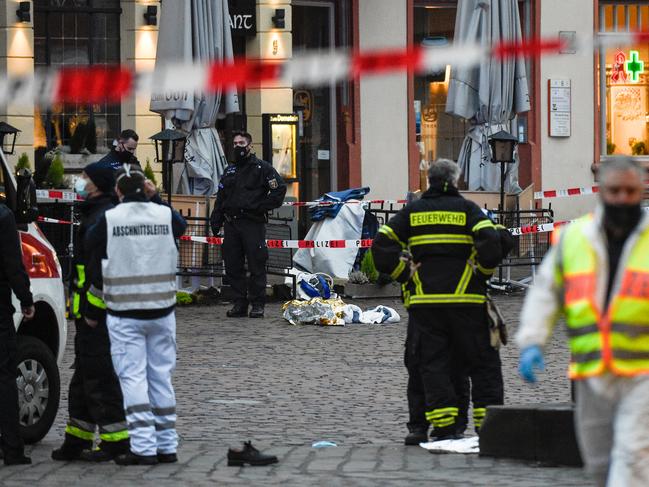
[445,0,530,192]
[150,0,239,195]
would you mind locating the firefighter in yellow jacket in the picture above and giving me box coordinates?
[373,159,512,443]
[518,157,649,486]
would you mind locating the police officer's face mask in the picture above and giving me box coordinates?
[234,144,250,163]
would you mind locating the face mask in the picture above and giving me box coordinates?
[74,177,89,199]
[118,151,134,164]
[603,202,642,234]
[234,145,249,163]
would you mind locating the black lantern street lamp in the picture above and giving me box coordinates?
[150,128,187,206]
[0,122,20,155]
[488,130,518,217]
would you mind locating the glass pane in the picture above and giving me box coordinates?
[49,38,64,65]
[91,41,106,64]
[48,12,62,38]
[104,39,120,63]
[90,0,120,8]
[34,11,46,36]
[93,13,107,38]
[77,13,89,38]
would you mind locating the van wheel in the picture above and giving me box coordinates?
[15,335,60,444]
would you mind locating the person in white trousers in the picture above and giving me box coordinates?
[85,164,186,465]
[517,157,649,486]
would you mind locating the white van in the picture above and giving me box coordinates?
[0,151,66,444]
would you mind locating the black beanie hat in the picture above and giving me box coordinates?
[84,160,115,194]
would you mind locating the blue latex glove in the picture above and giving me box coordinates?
[519,345,545,383]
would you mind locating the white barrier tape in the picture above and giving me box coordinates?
[282,199,408,207]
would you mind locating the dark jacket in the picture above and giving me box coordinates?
[0,203,33,315]
[98,149,140,172]
[73,193,115,321]
[85,192,187,320]
[210,154,287,234]
[372,184,512,308]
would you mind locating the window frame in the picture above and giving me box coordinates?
[34,0,122,153]
[598,1,649,162]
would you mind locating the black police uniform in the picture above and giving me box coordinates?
[53,193,129,460]
[0,203,33,463]
[372,182,512,439]
[210,154,287,313]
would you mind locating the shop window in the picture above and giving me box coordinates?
[599,2,649,157]
[414,2,467,166]
[414,0,532,189]
[33,0,121,155]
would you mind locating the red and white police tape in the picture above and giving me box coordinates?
[37,216,77,225]
[533,186,599,200]
[3,32,649,106]
[36,189,83,202]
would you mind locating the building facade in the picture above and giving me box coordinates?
[0,0,640,220]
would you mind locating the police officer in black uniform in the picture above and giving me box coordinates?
[210,132,287,319]
[52,161,129,462]
[0,197,34,466]
[372,159,513,443]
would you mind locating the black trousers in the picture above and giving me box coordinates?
[0,311,23,456]
[65,317,127,451]
[405,315,470,435]
[408,306,504,437]
[223,219,268,306]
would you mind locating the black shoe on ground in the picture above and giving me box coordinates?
[157,452,178,464]
[404,429,429,446]
[51,445,84,461]
[249,305,264,319]
[227,303,248,318]
[79,448,118,462]
[227,441,278,466]
[3,452,31,466]
[114,452,158,466]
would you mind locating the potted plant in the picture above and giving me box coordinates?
[343,250,402,298]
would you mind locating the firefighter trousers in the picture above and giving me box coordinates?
[64,318,129,453]
[408,306,503,437]
[405,314,470,435]
[222,219,268,306]
[0,313,23,456]
[107,312,178,457]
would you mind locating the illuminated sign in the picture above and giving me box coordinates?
[626,50,645,83]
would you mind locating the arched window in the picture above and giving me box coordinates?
[33,0,122,155]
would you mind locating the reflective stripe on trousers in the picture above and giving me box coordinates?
[106,312,178,456]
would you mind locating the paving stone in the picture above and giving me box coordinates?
[1,295,591,485]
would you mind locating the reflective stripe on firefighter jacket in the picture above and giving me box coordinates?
[557,215,649,379]
[371,186,506,307]
[71,264,86,318]
[103,202,177,311]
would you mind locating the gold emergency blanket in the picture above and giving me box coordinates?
[281,298,347,326]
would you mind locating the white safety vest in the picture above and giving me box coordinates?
[102,202,177,311]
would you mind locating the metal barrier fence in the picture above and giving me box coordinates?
[491,209,554,267]
[39,203,78,281]
[177,216,297,296]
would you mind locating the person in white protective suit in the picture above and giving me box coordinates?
[85,164,187,465]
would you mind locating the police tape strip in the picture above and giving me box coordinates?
[36,189,83,202]
[282,199,408,207]
[2,32,648,106]
[178,235,376,248]
[534,186,599,200]
[37,216,77,225]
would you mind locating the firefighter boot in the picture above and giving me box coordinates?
[404,425,429,446]
[52,436,92,461]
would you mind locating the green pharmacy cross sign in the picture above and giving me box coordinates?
[626,50,645,83]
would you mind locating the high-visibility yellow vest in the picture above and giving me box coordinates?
[559,216,649,379]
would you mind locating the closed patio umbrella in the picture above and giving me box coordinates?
[150,0,239,195]
[445,0,530,192]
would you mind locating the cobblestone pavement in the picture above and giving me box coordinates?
[0,294,593,486]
